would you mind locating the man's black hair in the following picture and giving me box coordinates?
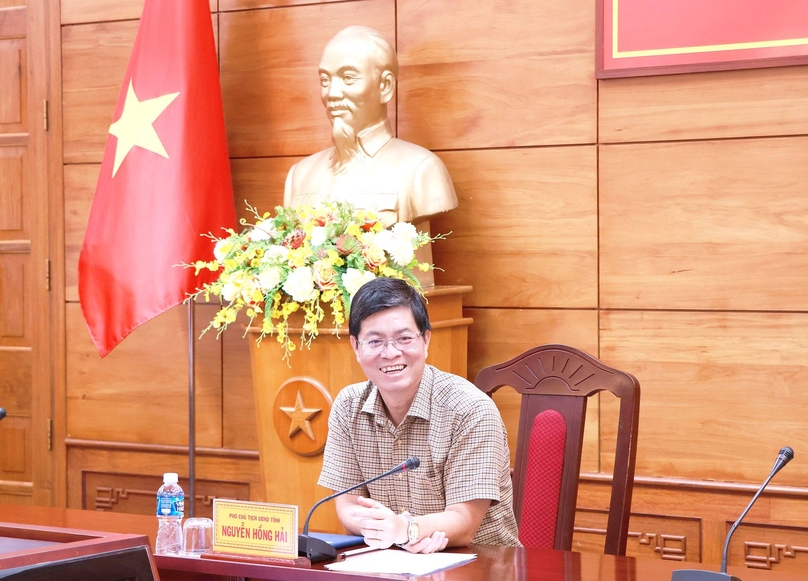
[348,277,431,338]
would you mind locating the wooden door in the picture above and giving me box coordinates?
[0,0,54,505]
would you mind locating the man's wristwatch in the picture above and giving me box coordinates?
[397,514,420,547]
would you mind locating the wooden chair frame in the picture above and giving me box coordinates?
[475,344,640,555]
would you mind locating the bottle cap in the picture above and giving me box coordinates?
[163,472,179,484]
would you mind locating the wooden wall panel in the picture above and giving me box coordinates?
[397,0,596,149]
[61,0,217,25]
[66,303,223,446]
[0,153,23,231]
[0,147,26,237]
[63,163,95,302]
[600,137,808,311]
[600,310,808,485]
[62,20,137,164]
[220,0,342,11]
[584,477,808,565]
[222,315,257,451]
[0,39,24,129]
[731,523,808,573]
[0,416,31,481]
[574,509,701,562]
[219,0,395,158]
[600,66,808,144]
[66,446,263,510]
[0,348,31,412]
[230,157,297,222]
[83,471,249,516]
[0,259,24,337]
[467,307,599,471]
[433,147,597,308]
[61,0,146,24]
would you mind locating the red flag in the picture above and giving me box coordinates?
[79,0,236,357]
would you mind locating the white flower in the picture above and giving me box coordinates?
[282,267,316,302]
[373,230,393,249]
[372,229,414,266]
[392,222,418,242]
[221,281,239,302]
[262,245,289,264]
[310,226,327,247]
[239,279,263,304]
[342,268,376,296]
[214,239,233,262]
[387,238,414,266]
[248,219,275,242]
[256,266,283,291]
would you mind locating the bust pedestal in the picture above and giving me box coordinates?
[247,285,472,534]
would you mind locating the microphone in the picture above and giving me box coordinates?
[672,446,794,581]
[298,456,420,562]
[0,408,6,421]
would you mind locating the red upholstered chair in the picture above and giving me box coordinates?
[474,344,640,555]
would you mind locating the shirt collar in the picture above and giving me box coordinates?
[361,365,435,424]
[406,365,434,421]
[361,382,385,424]
[357,119,394,158]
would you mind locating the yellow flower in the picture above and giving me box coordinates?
[326,248,344,267]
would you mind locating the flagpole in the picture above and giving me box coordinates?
[188,298,196,517]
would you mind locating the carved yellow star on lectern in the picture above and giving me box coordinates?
[280,391,321,441]
[108,80,180,177]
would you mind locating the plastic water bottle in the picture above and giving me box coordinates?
[155,472,184,555]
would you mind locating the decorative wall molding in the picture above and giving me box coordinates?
[574,507,700,561]
[632,531,687,561]
[744,542,808,570]
[65,438,259,459]
[83,471,250,518]
[581,472,808,498]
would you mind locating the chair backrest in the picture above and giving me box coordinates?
[474,344,640,556]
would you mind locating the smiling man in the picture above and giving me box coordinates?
[283,26,457,226]
[318,277,520,553]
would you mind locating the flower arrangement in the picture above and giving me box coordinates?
[188,201,439,359]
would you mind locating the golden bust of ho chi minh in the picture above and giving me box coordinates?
[283,26,458,226]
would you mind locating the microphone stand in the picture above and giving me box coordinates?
[672,447,794,581]
[298,457,419,562]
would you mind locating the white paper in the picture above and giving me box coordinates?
[325,549,476,575]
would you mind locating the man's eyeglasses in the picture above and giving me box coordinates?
[357,332,425,355]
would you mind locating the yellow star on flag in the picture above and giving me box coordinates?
[279,391,321,441]
[108,80,180,177]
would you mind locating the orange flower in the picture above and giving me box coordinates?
[312,260,338,290]
[362,244,387,269]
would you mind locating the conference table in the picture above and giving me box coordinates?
[2,503,808,581]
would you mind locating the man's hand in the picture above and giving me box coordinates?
[349,496,405,549]
[400,530,449,554]
[334,494,485,552]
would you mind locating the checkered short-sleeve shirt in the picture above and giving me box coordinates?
[318,365,520,546]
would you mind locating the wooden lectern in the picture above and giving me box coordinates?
[0,521,158,580]
[248,285,472,535]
